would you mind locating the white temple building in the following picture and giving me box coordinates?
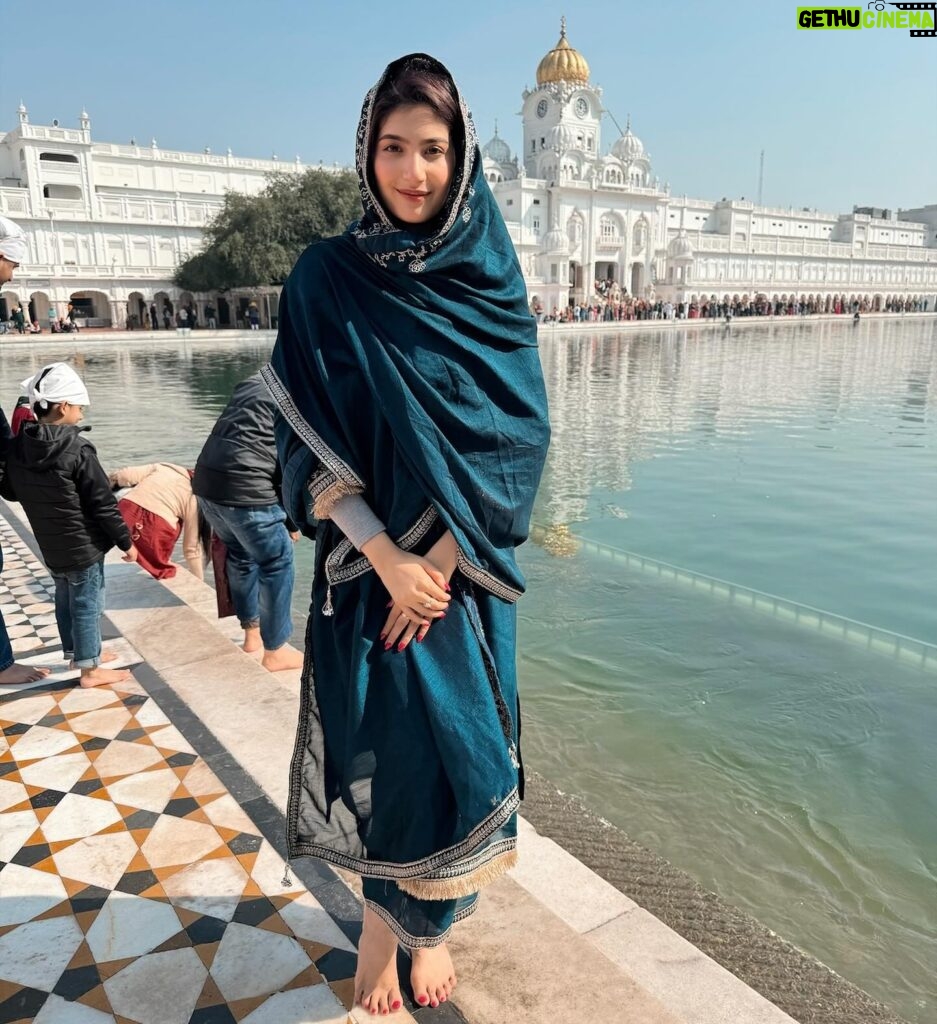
[483,19,937,314]
[0,107,310,327]
[1,21,935,327]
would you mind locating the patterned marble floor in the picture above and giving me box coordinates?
[0,519,357,1024]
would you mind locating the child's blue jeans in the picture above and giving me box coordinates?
[51,560,106,668]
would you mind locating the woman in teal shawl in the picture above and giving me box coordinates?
[264,54,549,1015]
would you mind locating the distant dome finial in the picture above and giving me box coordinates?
[626,112,631,132]
[560,14,567,37]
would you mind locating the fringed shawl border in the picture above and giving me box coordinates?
[289,786,520,880]
[396,847,517,900]
[414,836,517,883]
[312,477,365,522]
[260,363,364,489]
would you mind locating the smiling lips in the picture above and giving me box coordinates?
[397,189,430,202]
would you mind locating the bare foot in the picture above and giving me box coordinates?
[80,666,131,688]
[70,650,119,670]
[411,943,456,1009]
[242,626,261,654]
[0,662,51,685]
[261,646,304,672]
[356,906,404,1016]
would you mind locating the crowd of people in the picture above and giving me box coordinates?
[534,283,931,324]
[0,301,84,335]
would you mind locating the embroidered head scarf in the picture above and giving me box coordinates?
[264,53,549,602]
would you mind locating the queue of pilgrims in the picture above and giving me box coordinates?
[535,284,930,323]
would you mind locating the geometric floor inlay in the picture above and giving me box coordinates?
[0,513,356,1024]
[0,681,355,1024]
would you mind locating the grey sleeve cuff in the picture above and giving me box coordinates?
[329,493,386,551]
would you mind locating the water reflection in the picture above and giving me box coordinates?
[535,318,936,643]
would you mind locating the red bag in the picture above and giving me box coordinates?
[210,534,237,619]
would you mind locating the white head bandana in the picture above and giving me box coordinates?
[0,216,27,264]
[21,363,91,411]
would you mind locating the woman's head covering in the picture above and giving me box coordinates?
[352,54,477,273]
[0,216,27,264]
[21,363,91,410]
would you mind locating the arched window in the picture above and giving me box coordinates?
[600,214,621,241]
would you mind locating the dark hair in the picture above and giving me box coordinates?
[370,58,463,163]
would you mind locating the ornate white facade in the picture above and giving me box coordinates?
[2,25,935,327]
[484,20,937,313]
[0,105,315,327]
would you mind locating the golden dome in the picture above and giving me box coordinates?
[536,17,590,86]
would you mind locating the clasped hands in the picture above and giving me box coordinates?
[361,530,458,652]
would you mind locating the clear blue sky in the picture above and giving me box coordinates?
[5,0,935,213]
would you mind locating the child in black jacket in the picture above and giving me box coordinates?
[3,363,138,687]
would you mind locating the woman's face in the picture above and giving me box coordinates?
[372,104,456,225]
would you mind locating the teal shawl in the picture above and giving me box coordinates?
[264,55,549,936]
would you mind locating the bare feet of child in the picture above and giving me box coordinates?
[79,666,131,687]
[411,943,456,1009]
[0,662,51,685]
[261,646,304,672]
[74,651,130,687]
[355,906,403,1016]
[242,626,262,654]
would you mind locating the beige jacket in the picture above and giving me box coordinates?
[110,463,203,580]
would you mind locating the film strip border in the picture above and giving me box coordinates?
[890,2,937,36]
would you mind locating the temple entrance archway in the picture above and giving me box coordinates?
[69,290,112,324]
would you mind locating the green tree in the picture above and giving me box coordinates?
[174,169,360,292]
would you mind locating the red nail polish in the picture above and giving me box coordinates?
[431,1000,439,1007]
[384,642,392,651]
[417,635,424,643]
[439,613,446,619]
[386,600,393,608]
[418,995,428,1005]
[397,641,407,652]
[392,1001,401,1010]
[444,583,451,592]
[379,633,387,641]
